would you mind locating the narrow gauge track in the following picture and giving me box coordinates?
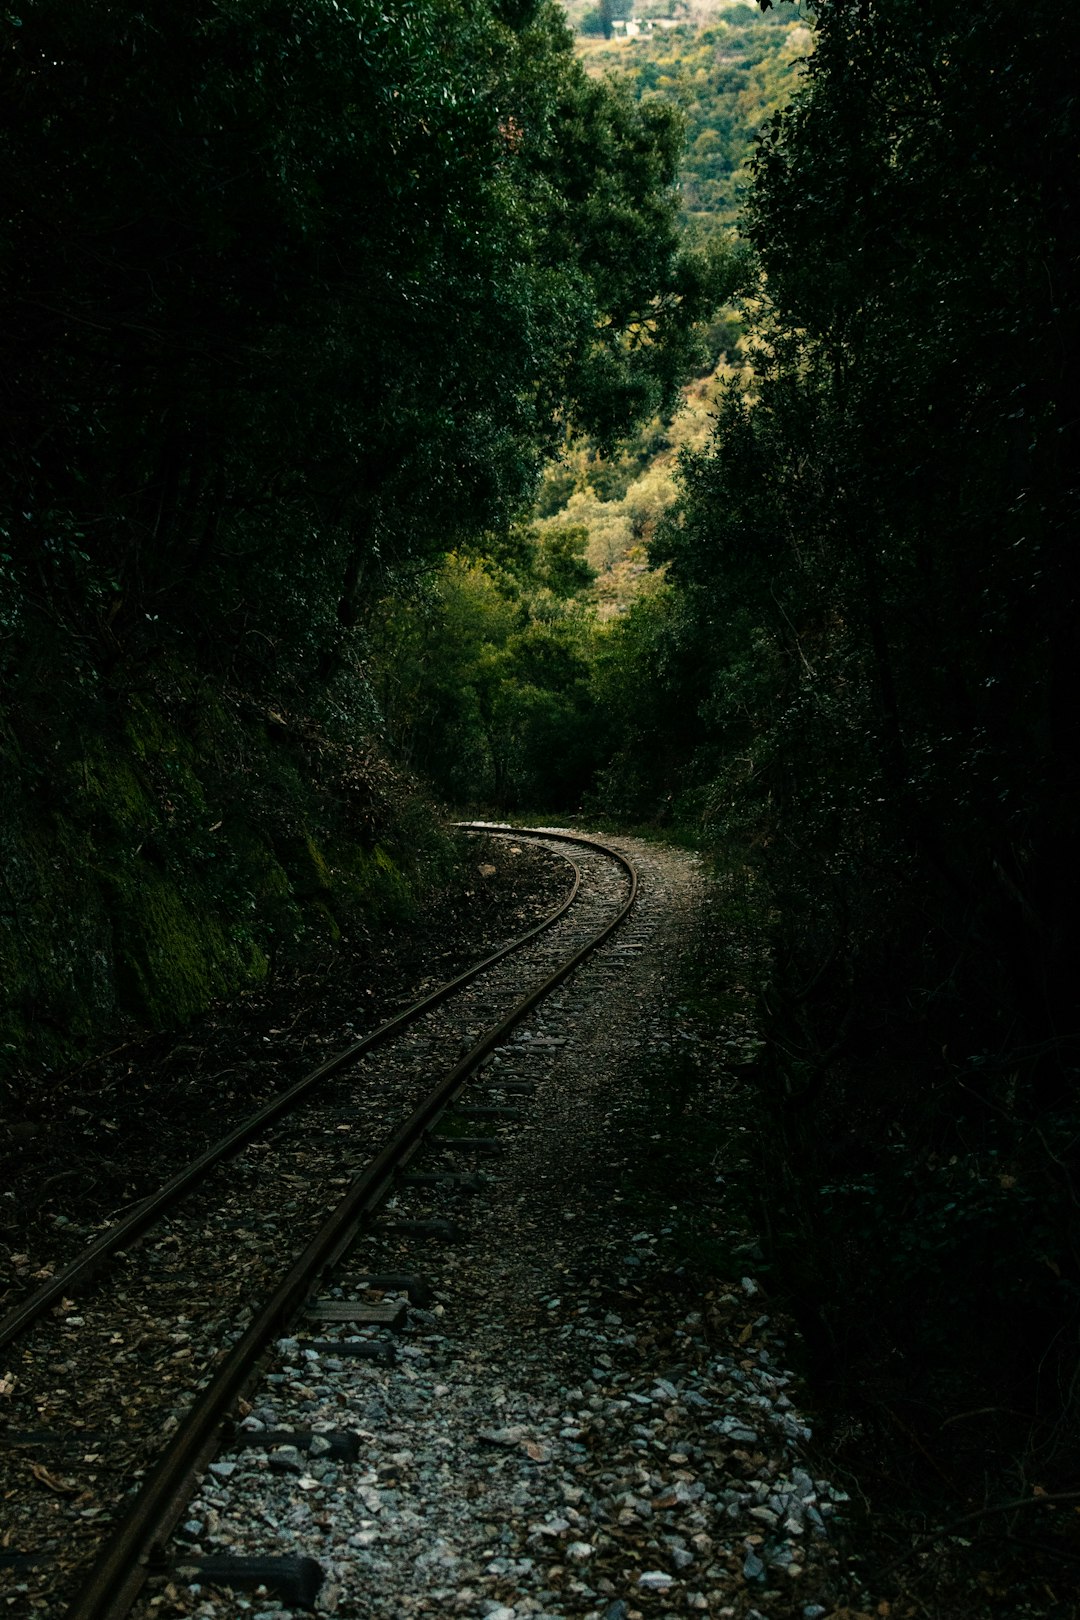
[0,834,587,1358]
[0,829,636,1620]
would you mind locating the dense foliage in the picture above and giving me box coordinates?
[1,0,713,706]
[360,4,807,813]
[0,0,718,1067]
[600,0,1080,1522]
[10,0,1079,1556]
[521,3,804,613]
[369,527,600,807]
[615,6,810,231]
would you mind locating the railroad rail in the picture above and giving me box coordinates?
[0,833,581,1356]
[0,828,637,1620]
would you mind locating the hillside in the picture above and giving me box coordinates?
[571,3,811,234]
[367,5,807,803]
[533,0,807,611]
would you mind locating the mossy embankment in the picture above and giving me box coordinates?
[0,666,460,1085]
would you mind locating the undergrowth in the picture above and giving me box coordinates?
[0,664,460,1083]
[657,845,1080,1619]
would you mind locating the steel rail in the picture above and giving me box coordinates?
[65,830,636,1620]
[0,837,582,1355]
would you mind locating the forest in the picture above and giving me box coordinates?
[3,0,1079,1607]
[0,0,721,1061]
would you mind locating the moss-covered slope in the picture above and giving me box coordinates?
[0,671,455,1082]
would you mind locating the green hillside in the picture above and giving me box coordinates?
[527,0,806,610]
[568,0,810,231]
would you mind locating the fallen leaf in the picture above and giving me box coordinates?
[29,1462,78,1495]
[0,1372,15,1397]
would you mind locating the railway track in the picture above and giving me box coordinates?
[0,828,637,1619]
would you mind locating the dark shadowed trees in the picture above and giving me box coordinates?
[1,0,715,702]
[596,0,1080,1488]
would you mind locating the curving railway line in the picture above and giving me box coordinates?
[0,828,637,1620]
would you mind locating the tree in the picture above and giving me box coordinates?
[369,531,602,808]
[633,0,1080,1485]
[0,0,715,705]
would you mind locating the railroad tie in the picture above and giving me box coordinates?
[231,1429,362,1462]
[401,1170,485,1194]
[425,1133,503,1154]
[344,1271,434,1304]
[0,1552,50,1572]
[305,1338,397,1364]
[376,1216,466,1242]
[451,1103,524,1120]
[174,1555,324,1611]
[304,1298,407,1330]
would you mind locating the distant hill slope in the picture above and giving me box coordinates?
[540,2,808,607]
[562,0,809,231]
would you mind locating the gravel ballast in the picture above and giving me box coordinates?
[0,835,622,1616]
[137,834,863,1620]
